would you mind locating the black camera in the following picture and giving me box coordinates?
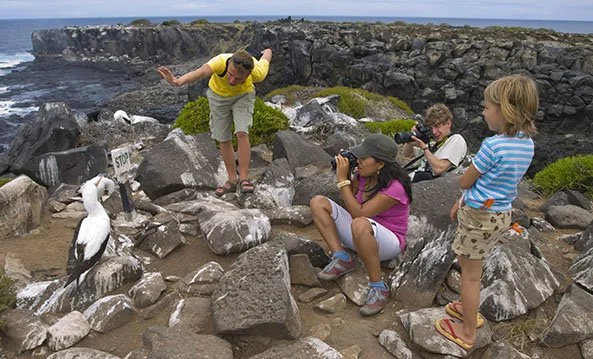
[394,123,432,144]
[330,150,358,172]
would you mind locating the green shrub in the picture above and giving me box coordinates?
[0,177,10,188]
[190,19,209,26]
[161,20,182,26]
[531,155,593,198]
[388,97,414,115]
[312,86,413,119]
[129,18,152,27]
[0,272,16,328]
[173,97,288,147]
[364,119,416,137]
[173,97,210,135]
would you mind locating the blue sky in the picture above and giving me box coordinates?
[1,0,592,21]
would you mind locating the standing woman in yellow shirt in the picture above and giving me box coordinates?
[158,48,273,195]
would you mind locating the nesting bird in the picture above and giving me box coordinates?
[114,110,159,125]
[64,175,113,289]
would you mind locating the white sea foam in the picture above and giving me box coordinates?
[0,100,38,117]
[0,52,34,69]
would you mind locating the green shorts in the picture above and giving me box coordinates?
[452,205,511,260]
[207,89,255,142]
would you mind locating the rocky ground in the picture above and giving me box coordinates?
[0,193,585,359]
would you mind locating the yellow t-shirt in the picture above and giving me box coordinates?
[207,53,270,97]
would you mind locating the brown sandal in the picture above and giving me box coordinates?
[239,179,255,193]
[215,180,237,196]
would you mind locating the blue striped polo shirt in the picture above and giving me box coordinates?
[464,133,534,212]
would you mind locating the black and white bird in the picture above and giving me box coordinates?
[114,110,159,125]
[64,175,112,289]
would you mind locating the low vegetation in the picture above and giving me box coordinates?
[0,177,11,188]
[129,18,152,27]
[531,155,593,198]
[264,85,413,120]
[161,20,182,26]
[0,272,16,328]
[173,97,289,147]
[364,119,416,137]
[312,86,413,119]
[190,19,210,26]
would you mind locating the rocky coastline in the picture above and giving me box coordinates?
[20,20,593,175]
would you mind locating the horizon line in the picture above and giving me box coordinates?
[1,15,592,23]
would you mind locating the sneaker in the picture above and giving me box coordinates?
[360,287,389,316]
[317,255,357,281]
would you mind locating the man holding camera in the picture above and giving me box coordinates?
[401,103,467,183]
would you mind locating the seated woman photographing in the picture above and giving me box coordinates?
[310,134,412,316]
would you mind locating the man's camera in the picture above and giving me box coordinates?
[330,150,358,172]
[394,123,432,144]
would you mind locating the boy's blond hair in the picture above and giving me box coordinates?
[424,103,453,127]
[484,74,538,137]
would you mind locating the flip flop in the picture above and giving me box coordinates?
[435,318,474,350]
[215,180,237,197]
[239,179,255,194]
[445,301,485,328]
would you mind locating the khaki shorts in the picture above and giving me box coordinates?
[207,89,255,142]
[452,205,511,260]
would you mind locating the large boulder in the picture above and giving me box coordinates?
[135,131,226,200]
[9,102,80,173]
[0,175,47,238]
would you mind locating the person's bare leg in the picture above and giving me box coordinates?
[310,196,343,253]
[447,255,481,345]
[219,140,238,182]
[236,131,250,180]
[351,218,381,282]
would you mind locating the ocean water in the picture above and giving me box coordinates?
[0,15,592,152]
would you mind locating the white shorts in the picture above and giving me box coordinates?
[327,198,402,261]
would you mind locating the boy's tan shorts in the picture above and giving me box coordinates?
[207,89,255,142]
[452,205,511,260]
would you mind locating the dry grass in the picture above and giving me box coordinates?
[492,318,538,351]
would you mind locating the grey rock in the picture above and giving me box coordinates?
[140,325,233,359]
[545,204,593,230]
[0,308,48,353]
[541,284,593,348]
[128,272,167,308]
[378,329,421,359]
[9,102,80,174]
[168,297,214,334]
[198,206,271,256]
[83,294,136,333]
[272,130,332,171]
[263,205,312,227]
[135,132,225,200]
[136,220,185,258]
[176,261,224,296]
[249,337,343,359]
[47,311,90,351]
[47,348,121,359]
[481,238,559,321]
[289,254,322,287]
[0,175,48,238]
[399,307,492,357]
[315,293,348,314]
[211,241,301,339]
[569,243,593,292]
[480,341,531,359]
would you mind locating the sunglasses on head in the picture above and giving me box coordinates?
[232,57,253,71]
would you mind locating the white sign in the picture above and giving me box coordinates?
[111,145,133,181]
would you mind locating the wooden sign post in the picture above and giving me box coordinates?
[111,145,136,221]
